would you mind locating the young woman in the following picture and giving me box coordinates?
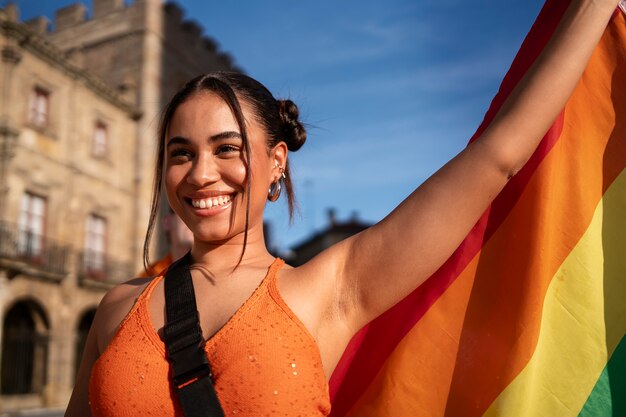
[66,1,621,415]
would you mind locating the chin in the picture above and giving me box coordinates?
[191,225,245,245]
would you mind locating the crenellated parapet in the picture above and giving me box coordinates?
[45,0,126,31]
[54,3,87,30]
[92,0,125,19]
[3,0,239,73]
[162,1,239,69]
[23,16,50,35]
[0,11,141,119]
[6,0,130,34]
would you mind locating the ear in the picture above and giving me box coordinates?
[270,142,288,179]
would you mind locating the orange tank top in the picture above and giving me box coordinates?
[89,258,331,416]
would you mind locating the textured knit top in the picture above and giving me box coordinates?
[89,258,331,416]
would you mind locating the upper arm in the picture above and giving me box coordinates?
[338,140,510,327]
[64,279,149,416]
[65,318,98,417]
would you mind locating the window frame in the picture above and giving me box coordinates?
[28,86,50,129]
[17,192,47,260]
[84,214,108,279]
[91,120,108,158]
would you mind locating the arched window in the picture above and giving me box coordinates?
[74,308,96,381]
[1,300,49,395]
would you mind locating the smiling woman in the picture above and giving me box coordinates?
[64,1,623,416]
[146,73,306,266]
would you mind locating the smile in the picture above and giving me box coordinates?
[190,194,233,209]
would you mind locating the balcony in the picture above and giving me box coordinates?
[77,250,134,289]
[0,221,134,287]
[0,221,70,281]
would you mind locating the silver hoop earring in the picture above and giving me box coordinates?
[268,180,282,202]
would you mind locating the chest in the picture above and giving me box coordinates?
[147,268,270,341]
[90,276,331,416]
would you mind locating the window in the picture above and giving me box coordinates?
[28,87,49,128]
[18,193,46,258]
[84,214,107,276]
[92,121,108,157]
[1,300,49,395]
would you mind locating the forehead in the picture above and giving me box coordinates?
[168,92,241,136]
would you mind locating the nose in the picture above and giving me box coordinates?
[186,153,220,187]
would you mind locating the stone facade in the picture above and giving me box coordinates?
[0,0,238,411]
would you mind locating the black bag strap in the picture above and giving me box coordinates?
[163,252,225,417]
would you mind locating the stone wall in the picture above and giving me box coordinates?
[0,8,140,410]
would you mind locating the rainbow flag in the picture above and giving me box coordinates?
[329,1,626,416]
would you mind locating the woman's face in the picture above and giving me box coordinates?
[164,91,284,244]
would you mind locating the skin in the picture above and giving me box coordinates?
[66,1,621,415]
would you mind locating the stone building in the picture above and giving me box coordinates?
[0,0,238,412]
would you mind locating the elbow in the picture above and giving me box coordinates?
[497,156,525,183]
[478,116,546,181]
[471,136,523,182]
[498,143,533,180]
[502,159,523,180]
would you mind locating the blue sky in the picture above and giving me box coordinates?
[10,0,545,252]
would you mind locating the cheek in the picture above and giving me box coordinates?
[163,166,186,201]
[247,162,273,199]
[229,163,248,186]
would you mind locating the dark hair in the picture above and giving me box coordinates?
[143,71,307,270]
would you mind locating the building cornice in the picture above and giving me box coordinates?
[0,19,142,121]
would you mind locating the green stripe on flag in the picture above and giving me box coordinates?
[578,335,626,417]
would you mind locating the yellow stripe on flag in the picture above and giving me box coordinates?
[484,169,626,417]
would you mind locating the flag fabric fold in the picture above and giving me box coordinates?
[329,1,626,416]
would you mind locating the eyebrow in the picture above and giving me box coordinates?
[210,131,242,142]
[166,131,242,148]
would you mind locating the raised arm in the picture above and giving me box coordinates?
[64,318,97,417]
[306,0,621,333]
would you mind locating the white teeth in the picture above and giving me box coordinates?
[191,195,232,209]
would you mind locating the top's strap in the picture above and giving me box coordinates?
[163,252,225,417]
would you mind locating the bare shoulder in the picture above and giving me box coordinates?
[93,276,156,353]
[100,276,154,306]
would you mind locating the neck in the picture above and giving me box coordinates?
[170,244,190,261]
[190,225,274,273]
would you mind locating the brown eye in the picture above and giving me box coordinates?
[169,148,193,160]
[216,144,240,155]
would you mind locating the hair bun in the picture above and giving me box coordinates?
[277,99,307,151]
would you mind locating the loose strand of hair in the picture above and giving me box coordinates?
[142,81,197,274]
[203,76,252,269]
